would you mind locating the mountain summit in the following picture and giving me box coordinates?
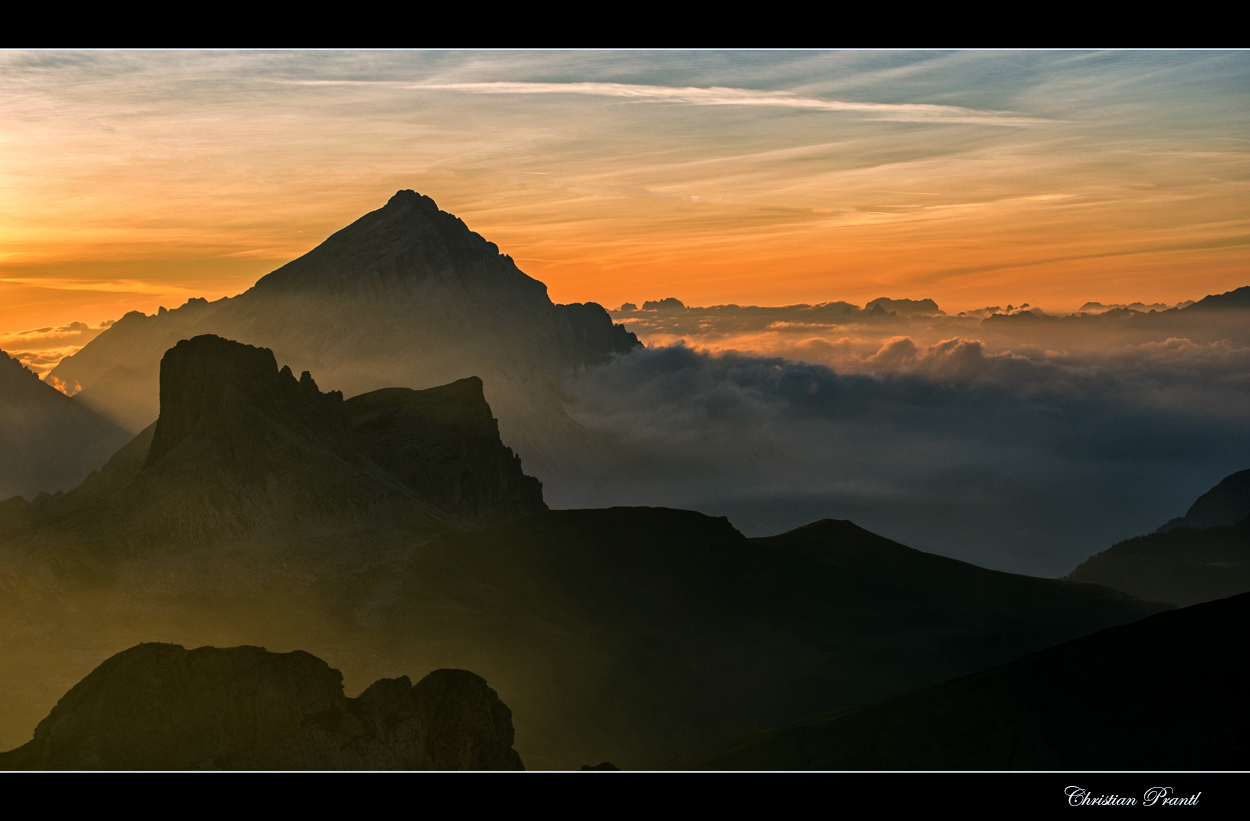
[49,191,641,469]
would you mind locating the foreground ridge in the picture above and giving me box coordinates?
[0,642,524,771]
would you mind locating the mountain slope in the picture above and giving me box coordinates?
[663,592,1250,770]
[393,511,1166,768]
[1157,468,1250,532]
[1068,469,1250,606]
[0,349,131,501]
[0,643,523,771]
[48,191,640,471]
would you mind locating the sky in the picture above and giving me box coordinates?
[2,49,1248,341]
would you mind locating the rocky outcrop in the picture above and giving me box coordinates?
[146,334,348,472]
[0,643,523,770]
[347,378,545,527]
[139,334,546,528]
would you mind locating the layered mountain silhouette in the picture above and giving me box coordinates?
[1067,469,1250,607]
[48,191,640,472]
[0,643,523,770]
[381,512,1162,768]
[0,334,545,563]
[0,332,1173,769]
[981,285,1250,346]
[0,350,131,501]
[663,592,1250,770]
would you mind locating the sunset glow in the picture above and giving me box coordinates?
[2,50,1246,342]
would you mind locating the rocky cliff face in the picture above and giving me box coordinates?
[141,334,546,529]
[0,643,524,770]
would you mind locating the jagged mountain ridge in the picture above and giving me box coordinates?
[1,335,546,563]
[49,190,641,466]
[0,350,131,501]
[0,643,524,771]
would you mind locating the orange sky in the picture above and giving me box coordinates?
[2,50,1247,337]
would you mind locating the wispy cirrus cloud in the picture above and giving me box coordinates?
[286,79,1054,126]
[0,277,202,296]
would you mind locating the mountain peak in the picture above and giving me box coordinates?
[146,335,343,470]
[138,334,545,529]
[386,188,440,213]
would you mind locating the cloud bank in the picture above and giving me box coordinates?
[547,301,1250,576]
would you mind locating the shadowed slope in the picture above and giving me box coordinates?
[421,509,1164,767]
[663,592,1250,770]
[0,350,130,501]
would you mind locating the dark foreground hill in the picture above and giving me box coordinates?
[0,507,1166,770]
[0,643,523,770]
[0,350,131,501]
[1068,469,1250,607]
[395,511,1164,768]
[47,190,640,471]
[663,592,1250,770]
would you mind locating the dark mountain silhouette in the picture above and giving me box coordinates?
[401,512,1163,768]
[663,592,1250,770]
[1,334,545,557]
[0,643,523,770]
[980,285,1250,347]
[0,349,131,501]
[1157,468,1250,532]
[1068,469,1250,607]
[48,190,640,469]
[0,335,1172,768]
[1184,284,1250,312]
[0,507,1165,770]
[865,297,941,316]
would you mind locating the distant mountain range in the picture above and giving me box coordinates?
[981,285,1250,345]
[48,190,640,470]
[0,350,131,501]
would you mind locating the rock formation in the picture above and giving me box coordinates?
[0,643,524,770]
[2,335,546,564]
